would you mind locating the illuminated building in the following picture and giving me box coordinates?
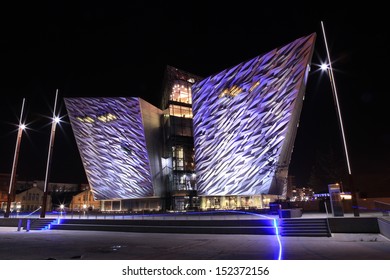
[160,66,203,210]
[290,187,315,202]
[192,33,316,208]
[65,33,316,211]
[14,187,52,213]
[65,97,164,211]
[0,174,11,210]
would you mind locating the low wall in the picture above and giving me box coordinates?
[0,218,27,227]
[357,198,390,211]
[378,218,390,239]
[328,217,379,233]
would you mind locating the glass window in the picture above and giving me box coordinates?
[170,81,192,104]
[170,116,193,137]
[169,105,193,118]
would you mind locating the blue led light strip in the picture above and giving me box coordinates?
[223,210,283,260]
[273,218,283,260]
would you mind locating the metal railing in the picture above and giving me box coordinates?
[374,201,390,216]
[22,206,42,218]
[324,201,332,237]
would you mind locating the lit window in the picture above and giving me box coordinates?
[170,81,192,104]
[169,105,193,118]
[97,113,118,122]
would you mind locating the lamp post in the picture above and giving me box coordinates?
[321,21,359,217]
[4,98,26,218]
[83,204,87,217]
[60,204,64,217]
[40,89,60,218]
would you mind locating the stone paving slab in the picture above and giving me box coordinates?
[0,227,389,260]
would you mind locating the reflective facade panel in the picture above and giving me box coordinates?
[192,33,316,196]
[65,97,158,200]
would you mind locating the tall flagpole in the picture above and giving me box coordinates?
[321,21,359,216]
[4,98,26,218]
[40,89,59,218]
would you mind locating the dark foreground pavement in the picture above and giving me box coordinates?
[0,227,390,260]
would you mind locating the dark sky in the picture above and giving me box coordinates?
[0,2,389,196]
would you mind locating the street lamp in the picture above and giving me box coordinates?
[59,204,64,217]
[321,21,359,216]
[83,204,87,217]
[320,63,328,71]
[4,98,26,218]
[40,89,60,218]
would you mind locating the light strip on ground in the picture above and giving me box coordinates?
[273,218,283,260]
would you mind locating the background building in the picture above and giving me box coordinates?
[0,174,10,209]
[70,189,100,211]
[290,187,315,202]
[14,186,52,213]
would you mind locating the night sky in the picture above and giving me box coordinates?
[0,2,388,196]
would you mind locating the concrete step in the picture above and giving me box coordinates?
[50,218,331,237]
[56,218,275,227]
[50,224,277,235]
[278,218,331,237]
[23,219,57,230]
[280,232,331,237]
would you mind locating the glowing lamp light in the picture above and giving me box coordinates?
[19,124,26,130]
[60,204,65,210]
[340,193,352,200]
[54,116,60,123]
[320,63,328,71]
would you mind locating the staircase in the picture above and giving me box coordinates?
[50,218,277,235]
[23,219,58,230]
[278,218,331,237]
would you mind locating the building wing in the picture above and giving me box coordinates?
[64,97,156,200]
[192,33,316,196]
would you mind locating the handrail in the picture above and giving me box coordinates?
[374,201,390,216]
[324,201,332,237]
[23,206,42,218]
[374,200,390,208]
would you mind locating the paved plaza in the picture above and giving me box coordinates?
[1,212,390,260]
[0,227,389,260]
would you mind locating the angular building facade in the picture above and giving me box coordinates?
[192,33,316,208]
[65,33,316,211]
[64,97,163,211]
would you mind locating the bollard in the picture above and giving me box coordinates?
[17,219,23,231]
[26,219,31,232]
